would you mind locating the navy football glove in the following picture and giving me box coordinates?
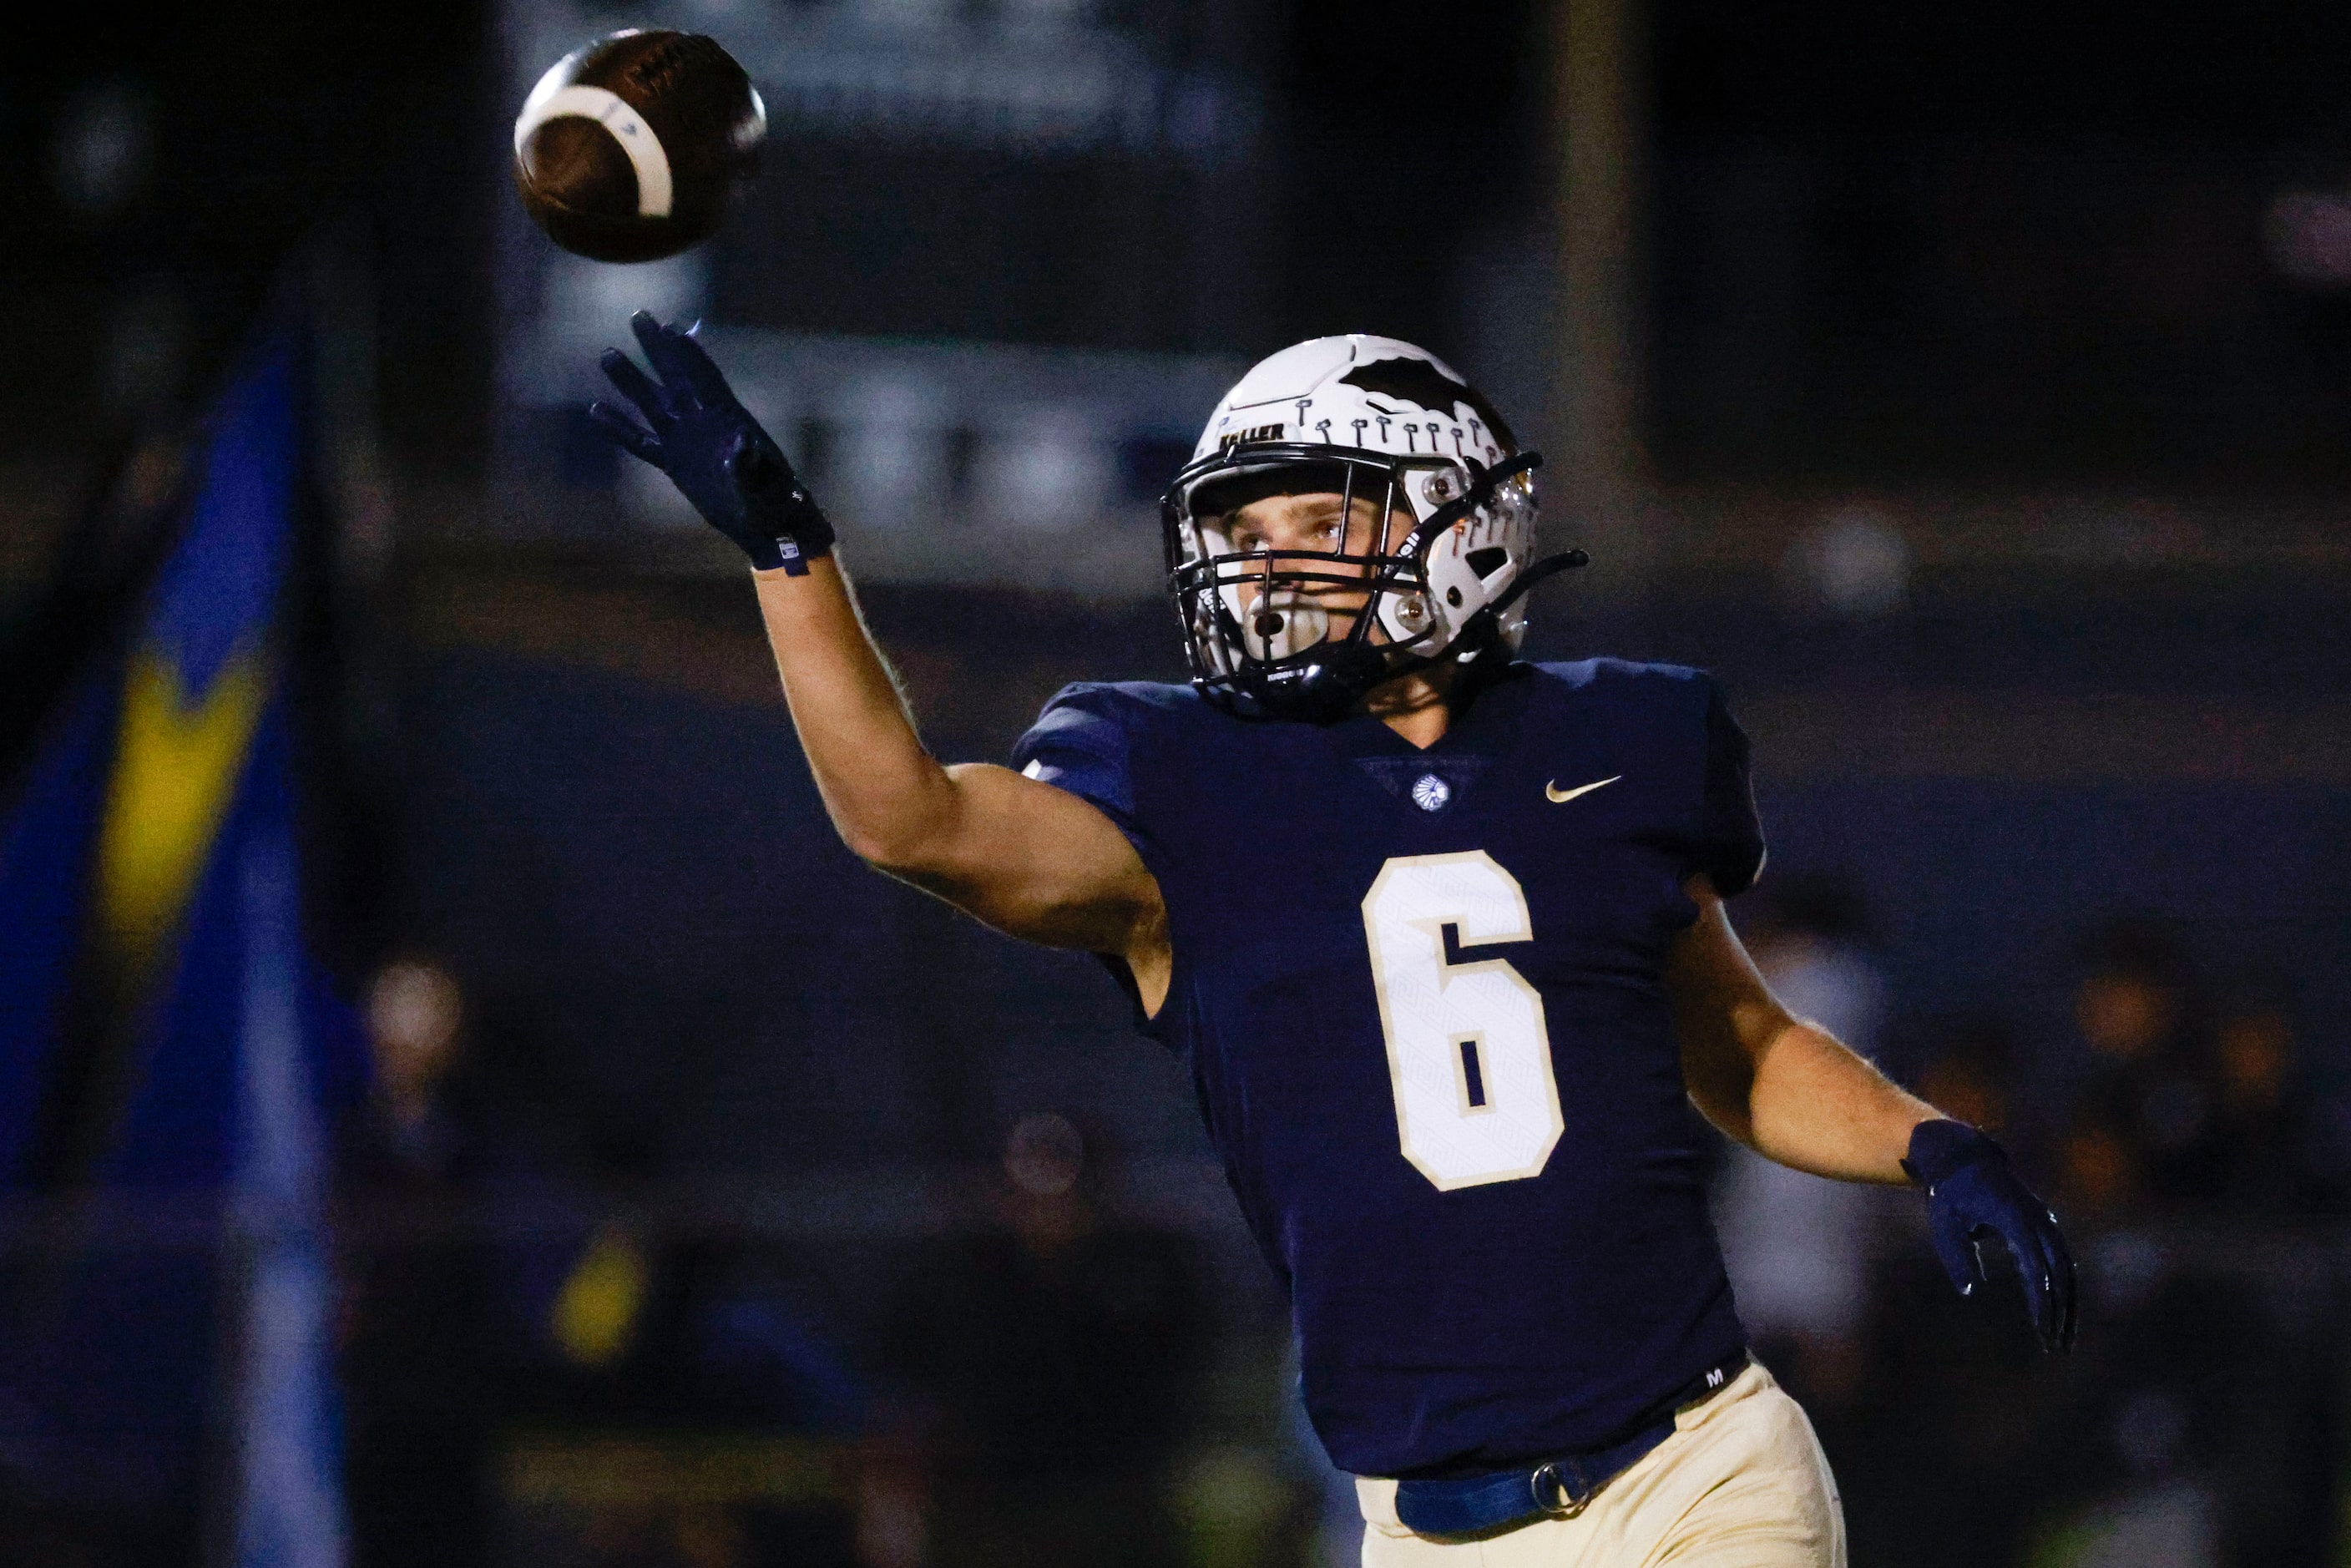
[1903,1119,2077,1353]
[589,312,835,574]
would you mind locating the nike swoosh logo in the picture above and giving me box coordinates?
[1545,775,1621,803]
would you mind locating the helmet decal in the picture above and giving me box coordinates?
[1337,357,1519,451]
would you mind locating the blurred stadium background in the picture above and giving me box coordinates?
[7,1,2351,1565]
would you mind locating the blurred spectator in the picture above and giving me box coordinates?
[535,1217,867,1439]
[1713,874,1893,1402]
[536,1227,867,1568]
[882,1112,1211,1568]
[499,1109,867,1568]
[1851,934,2351,1568]
[2023,1257,2339,1568]
[1912,1015,2024,1144]
[340,958,507,1568]
[2203,990,2349,1217]
[1837,1245,2058,1568]
[359,959,469,1174]
[2057,921,2217,1222]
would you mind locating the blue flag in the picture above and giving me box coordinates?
[0,322,363,1560]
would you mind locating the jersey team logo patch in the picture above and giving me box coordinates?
[1544,775,1620,804]
[1410,774,1451,812]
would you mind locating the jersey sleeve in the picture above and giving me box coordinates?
[1694,677,1767,897]
[1006,681,1161,883]
[1009,684,1178,1036]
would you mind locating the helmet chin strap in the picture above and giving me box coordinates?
[1236,640,1389,723]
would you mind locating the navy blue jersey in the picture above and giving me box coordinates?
[1009,659,1765,1479]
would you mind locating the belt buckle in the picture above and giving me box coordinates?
[1529,1460,1591,1520]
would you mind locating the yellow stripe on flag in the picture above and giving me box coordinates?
[94,650,269,969]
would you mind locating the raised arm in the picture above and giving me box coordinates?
[589,314,1168,999]
[1670,877,2075,1351]
[749,559,1165,969]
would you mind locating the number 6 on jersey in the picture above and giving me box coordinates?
[1362,852,1565,1191]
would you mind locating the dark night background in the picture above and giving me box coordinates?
[5,3,2351,1565]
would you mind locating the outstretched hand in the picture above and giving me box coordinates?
[1904,1119,2078,1354]
[589,312,834,574]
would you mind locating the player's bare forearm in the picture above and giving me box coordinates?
[1736,1018,1935,1181]
[751,556,952,862]
[1669,878,1938,1183]
[749,558,1164,963]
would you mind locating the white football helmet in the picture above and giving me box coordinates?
[1161,335,1581,720]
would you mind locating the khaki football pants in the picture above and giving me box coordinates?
[1355,1363,1844,1567]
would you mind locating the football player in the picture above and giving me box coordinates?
[590,318,2075,1564]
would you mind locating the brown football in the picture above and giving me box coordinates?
[513,30,765,264]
